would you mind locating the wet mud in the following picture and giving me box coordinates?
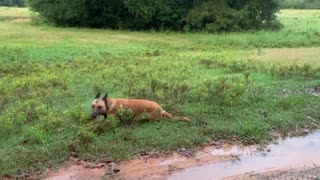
[45,131,320,180]
[169,131,320,180]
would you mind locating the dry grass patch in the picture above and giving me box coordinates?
[0,7,30,18]
[250,47,320,66]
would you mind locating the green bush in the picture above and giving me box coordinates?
[185,1,241,32]
[186,0,281,32]
[30,12,48,26]
[28,0,280,32]
[27,0,190,30]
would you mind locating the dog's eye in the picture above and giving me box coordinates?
[92,105,94,109]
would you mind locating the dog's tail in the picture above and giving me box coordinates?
[161,111,191,122]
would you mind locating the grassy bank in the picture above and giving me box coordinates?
[0,8,320,176]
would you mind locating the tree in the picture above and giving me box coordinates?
[28,0,281,31]
[186,0,280,32]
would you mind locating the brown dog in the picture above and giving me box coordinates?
[91,93,190,122]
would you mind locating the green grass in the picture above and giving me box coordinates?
[0,8,320,176]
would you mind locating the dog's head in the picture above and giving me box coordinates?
[91,92,108,119]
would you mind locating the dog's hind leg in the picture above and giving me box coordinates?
[161,111,190,122]
[161,111,174,119]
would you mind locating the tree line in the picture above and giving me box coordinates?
[0,0,25,7]
[28,0,281,32]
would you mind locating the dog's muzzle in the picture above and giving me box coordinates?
[91,113,107,120]
[91,114,98,119]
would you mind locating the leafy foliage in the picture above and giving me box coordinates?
[28,0,280,32]
[185,1,241,32]
[186,0,281,32]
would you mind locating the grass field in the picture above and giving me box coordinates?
[0,7,29,20]
[250,47,320,66]
[0,8,320,176]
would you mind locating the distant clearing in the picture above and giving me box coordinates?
[0,7,29,18]
[250,47,320,66]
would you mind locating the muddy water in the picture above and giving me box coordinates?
[169,131,320,180]
[45,132,320,180]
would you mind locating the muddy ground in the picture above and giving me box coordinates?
[44,131,320,180]
[44,142,238,180]
[228,166,320,180]
[44,163,320,180]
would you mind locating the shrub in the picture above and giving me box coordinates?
[28,0,190,30]
[28,0,281,31]
[186,0,281,32]
[185,1,241,32]
[239,0,280,30]
[30,12,48,26]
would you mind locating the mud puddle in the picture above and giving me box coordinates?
[44,143,240,180]
[44,131,320,180]
[169,131,320,180]
[109,145,240,180]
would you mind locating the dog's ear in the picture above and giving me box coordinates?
[103,93,109,109]
[103,92,108,100]
[95,92,101,99]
